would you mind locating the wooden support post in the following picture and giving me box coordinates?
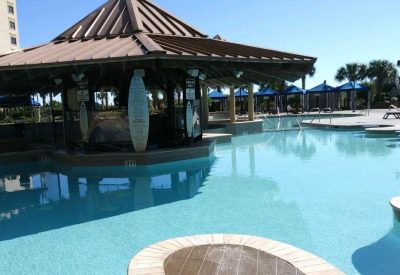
[229,86,236,123]
[49,92,57,147]
[166,80,176,142]
[302,76,307,111]
[61,86,70,149]
[248,84,254,121]
[201,84,209,130]
[195,77,203,140]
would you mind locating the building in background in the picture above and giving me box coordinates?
[0,0,19,54]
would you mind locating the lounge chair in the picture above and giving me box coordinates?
[309,107,320,113]
[383,112,400,119]
[322,108,333,113]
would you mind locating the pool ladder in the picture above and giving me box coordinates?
[309,108,333,124]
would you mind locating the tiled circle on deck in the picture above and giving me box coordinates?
[127,234,344,275]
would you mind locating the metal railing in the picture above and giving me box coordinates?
[309,108,332,124]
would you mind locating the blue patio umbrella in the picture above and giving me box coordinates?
[234,88,248,113]
[255,87,279,97]
[306,82,335,94]
[254,87,280,113]
[234,88,248,98]
[208,90,228,111]
[336,81,370,112]
[335,81,369,92]
[307,81,335,109]
[283,85,306,111]
[208,90,228,100]
[283,85,306,95]
[0,96,41,108]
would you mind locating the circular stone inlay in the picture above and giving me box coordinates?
[127,234,344,275]
[164,244,301,275]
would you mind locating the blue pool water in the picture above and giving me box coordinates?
[1,129,400,274]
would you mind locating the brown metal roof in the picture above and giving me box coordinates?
[149,35,315,61]
[0,0,316,90]
[0,34,315,68]
[0,36,147,67]
[54,0,207,41]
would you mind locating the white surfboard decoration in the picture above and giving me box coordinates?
[79,102,89,142]
[128,74,149,152]
[186,101,193,138]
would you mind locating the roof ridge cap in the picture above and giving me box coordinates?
[134,32,166,54]
[126,0,144,32]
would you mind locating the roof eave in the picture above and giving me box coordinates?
[0,54,316,72]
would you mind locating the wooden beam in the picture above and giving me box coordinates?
[229,86,236,123]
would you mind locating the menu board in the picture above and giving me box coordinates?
[77,80,89,102]
[186,79,195,100]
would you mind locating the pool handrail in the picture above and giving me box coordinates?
[309,108,332,124]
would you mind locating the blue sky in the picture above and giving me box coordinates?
[17,0,400,89]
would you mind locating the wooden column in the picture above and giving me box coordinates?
[166,79,176,142]
[49,92,57,147]
[302,76,307,111]
[229,86,236,123]
[195,77,203,140]
[61,84,70,149]
[247,84,254,121]
[201,84,209,130]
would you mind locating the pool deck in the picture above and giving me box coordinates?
[128,234,344,275]
[301,109,400,134]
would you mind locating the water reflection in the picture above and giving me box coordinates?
[0,158,214,241]
[222,131,317,161]
[335,132,393,157]
[225,129,398,161]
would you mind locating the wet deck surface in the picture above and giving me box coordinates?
[164,244,301,275]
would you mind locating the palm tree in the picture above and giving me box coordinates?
[301,65,315,89]
[335,63,368,111]
[308,66,316,78]
[366,60,398,97]
[335,63,367,82]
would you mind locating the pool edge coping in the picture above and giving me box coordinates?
[127,234,345,275]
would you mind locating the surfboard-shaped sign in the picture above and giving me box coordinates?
[128,71,149,152]
[186,101,193,138]
[79,102,89,142]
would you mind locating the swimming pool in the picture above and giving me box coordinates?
[1,129,400,274]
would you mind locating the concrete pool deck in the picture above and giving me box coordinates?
[301,109,400,134]
[128,234,344,275]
